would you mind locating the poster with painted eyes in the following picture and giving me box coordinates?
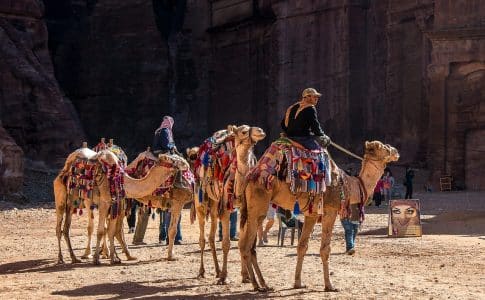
[388,199,422,237]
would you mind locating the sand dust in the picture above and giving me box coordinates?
[0,192,484,299]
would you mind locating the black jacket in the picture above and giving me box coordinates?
[281,104,325,137]
[152,128,175,153]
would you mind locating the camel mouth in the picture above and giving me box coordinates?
[250,128,266,142]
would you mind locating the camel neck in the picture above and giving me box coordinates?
[123,165,174,198]
[358,158,386,198]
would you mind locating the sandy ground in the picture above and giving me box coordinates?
[0,191,484,299]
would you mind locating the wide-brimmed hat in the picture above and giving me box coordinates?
[302,88,322,98]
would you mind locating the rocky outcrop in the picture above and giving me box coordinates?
[0,0,84,169]
[0,125,23,196]
[45,0,206,158]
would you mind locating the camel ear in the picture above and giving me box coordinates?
[227,125,237,134]
[186,148,190,156]
[365,141,370,148]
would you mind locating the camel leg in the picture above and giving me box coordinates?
[166,202,183,261]
[196,204,207,278]
[239,217,262,291]
[294,215,318,288]
[208,202,221,277]
[249,215,272,292]
[320,207,339,292]
[107,215,121,264]
[93,204,108,265]
[114,211,136,261]
[81,209,95,259]
[63,206,81,264]
[217,208,230,285]
[54,176,69,264]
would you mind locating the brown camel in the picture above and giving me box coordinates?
[125,150,193,260]
[194,125,265,284]
[54,147,188,265]
[238,140,399,291]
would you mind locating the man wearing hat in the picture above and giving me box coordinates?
[281,88,331,150]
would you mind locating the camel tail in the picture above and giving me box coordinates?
[189,202,196,224]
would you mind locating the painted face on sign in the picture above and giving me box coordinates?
[391,204,419,227]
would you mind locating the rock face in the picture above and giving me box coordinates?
[0,125,23,196]
[2,0,484,191]
[44,0,208,157]
[0,1,84,164]
[0,0,84,194]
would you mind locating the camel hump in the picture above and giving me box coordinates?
[75,148,98,160]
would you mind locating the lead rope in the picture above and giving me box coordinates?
[329,141,363,161]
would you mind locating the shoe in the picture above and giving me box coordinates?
[174,240,182,245]
[346,248,355,255]
[230,237,239,241]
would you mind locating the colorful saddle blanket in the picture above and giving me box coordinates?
[193,130,237,208]
[126,155,194,197]
[67,155,126,218]
[247,137,331,195]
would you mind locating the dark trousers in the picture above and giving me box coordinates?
[405,184,413,199]
[373,193,383,207]
[218,210,238,240]
[127,201,137,228]
[159,211,182,242]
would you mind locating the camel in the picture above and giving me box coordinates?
[124,149,193,260]
[238,140,399,291]
[54,147,188,265]
[194,125,266,284]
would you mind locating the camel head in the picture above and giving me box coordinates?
[186,147,200,163]
[364,141,400,163]
[157,153,190,171]
[227,124,266,147]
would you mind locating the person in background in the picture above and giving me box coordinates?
[258,203,276,246]
[382,169,395,202]
[159,209,182,245]
[339,201,361,255]
[127,200,138,234]
[404,166,415,199]
[218,209,238,242]
[373,176,384,207]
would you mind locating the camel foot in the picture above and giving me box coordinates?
[110,258,122,265]
[242,277,251,284]
[81,253,93,259]
[71,257,82,264]
[56,259,65,265]
[167,256,178,261]
[216,277,227,285]
[324,286,339,292]
[126,255,137,261]
[197,272,205,279]
[255,286,273,293]
[293,283,307,289]
[93,258,101,265]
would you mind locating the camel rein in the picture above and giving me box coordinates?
[330,141,363,161]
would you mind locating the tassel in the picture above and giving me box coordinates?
[198,187,203,203]
[148,200,152,208]
[309,178,316,191]
[293,201,300,215]
[152,213,156,220]
[79,209,83,216]
[148,207,152,215]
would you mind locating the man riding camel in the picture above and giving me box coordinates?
[281,87,331,150]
